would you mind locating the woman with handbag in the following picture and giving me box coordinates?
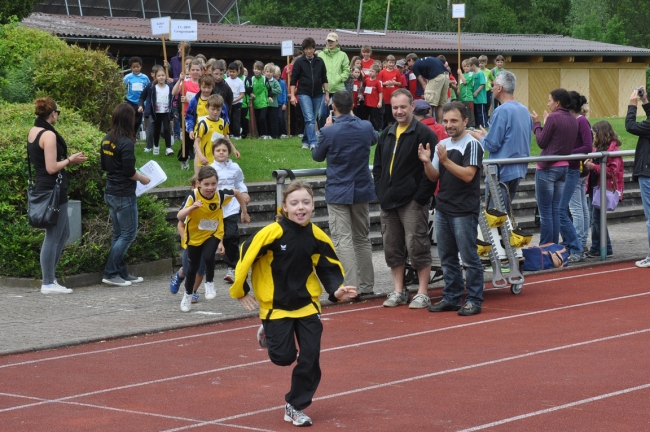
[584,120,624,258]
[27,98,88,294]
[100,103,150,287]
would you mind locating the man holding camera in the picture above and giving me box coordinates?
[626,86,650,268]
[312,90,378,297]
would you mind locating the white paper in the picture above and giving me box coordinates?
[131,82,143,92]
[452,4,465,18]
[198,219,218,231]
[281,40,294,57]
[364,86,373,95]
[211,131,225,142]
[136,160,167,196]
[151,17,170,35]
[170,20,198,41]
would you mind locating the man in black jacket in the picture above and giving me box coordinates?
[626,86,650,268]
[290,37,329,150]
[373,88,438,309]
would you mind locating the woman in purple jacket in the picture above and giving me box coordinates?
[531,88,579,245]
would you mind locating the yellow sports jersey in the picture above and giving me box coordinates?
[230,217,345,320]
[195,116,229,166]
[182,188,234,247]
[196,97,210,120]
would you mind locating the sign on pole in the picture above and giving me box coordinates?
[151,17,170,35]
[281,40,293,57]
[452,4,465,72]
[170,20,198,41]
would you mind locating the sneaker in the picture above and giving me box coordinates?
[635,255,650,268]
[353,291,376,301]
[257,324,268,348]
[181,161,189,170]
[143,148,152,153]
[298,134,304,138]
[232,136,241,140]
[284,403,312,427]
[41,283,73,294]
[153,146,160,155]
[280,134,289,138]
[409,293,431,309]
[581,252,588,261]
[383,291,408,307]
[170,271,183,294]
[180,292,192,312]
[102,276,132,287]
[224,267,235,283]
[458,302,482,316]
[428,300,461,312]
[125,274,143,283]
[567,253,583,263]
[302,143,309,149]
[165,147,174,156]
[309,145,315,150]
[192,292,199,303]
[586,251,613,258]
[204,282,216,299]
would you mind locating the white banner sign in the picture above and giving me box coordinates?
[281,40,294,57]
[150,17,170,35]
[452,4,466,18]
[170,20,198,41]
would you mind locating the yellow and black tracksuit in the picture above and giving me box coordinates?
[181,188,233,295]
[230,217,345,410]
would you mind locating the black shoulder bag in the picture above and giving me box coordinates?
[27,145,62,229]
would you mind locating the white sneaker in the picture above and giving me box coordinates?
[165,147,174,156]
[224,267,235,283]
[180,292,192,312]
[408,293,431,309]
[280,134,289,138]
[302,143,309,149]
[181,161,189,170]
[204,282,216,299]
[41,283,73,294]
[153,146,160,155]
[232,136,241,140]
[284,403,312,426]
[636,255,650,268]
[143,148,152,153]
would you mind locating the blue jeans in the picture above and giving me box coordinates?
[435,210,484,307]
[569,176,589,249]
[559,168,582,254]
[536,167,567,245]
[297,94,324,147]
[104,194,138,279]
[589,206,613,255]
[639,175,650,251]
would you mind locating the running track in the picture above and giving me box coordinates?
[1,261,649,431]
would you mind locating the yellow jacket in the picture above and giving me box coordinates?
[230,217,344,320]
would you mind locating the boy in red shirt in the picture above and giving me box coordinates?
[378,55,403,127]
[360,45,374,77]
[362,64,383,131]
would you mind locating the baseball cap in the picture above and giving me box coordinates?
[396,59,406,68]
[327,32,339,42]
[413,100,431,116]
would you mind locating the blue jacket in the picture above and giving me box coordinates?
[138,82,173,119]
[312,113,378,204]
[185,93,230,132]
[278,79,288,106]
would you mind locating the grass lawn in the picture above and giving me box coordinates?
[138,116,640,187]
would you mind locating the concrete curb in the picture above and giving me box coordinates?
[0,258,173,289]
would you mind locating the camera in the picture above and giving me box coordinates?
[637,87,645,98]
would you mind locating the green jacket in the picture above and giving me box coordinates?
[267,78,282,108]
[318,46,350,93]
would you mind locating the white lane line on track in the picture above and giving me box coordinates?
[161,327,650,431]
[2,290,648,418]
[0,392,276,432]
[0,306,383,369]
[457,383,650,431]
[0,266,637,369]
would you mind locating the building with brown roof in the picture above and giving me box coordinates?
[23,13,650,117]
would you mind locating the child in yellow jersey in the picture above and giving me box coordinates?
[194,94,230,174]
[177,166,250,312]
[230,181,357,427]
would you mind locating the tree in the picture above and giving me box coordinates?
[0,0,40,24]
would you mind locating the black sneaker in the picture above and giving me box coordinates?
[428,300,461,312]
[458,303,482,316]
[353,291,376,301]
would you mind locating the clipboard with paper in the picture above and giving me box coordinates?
[136,160,167,196]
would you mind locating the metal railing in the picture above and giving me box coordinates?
[484,150,635,261]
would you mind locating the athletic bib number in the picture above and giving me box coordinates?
[198,219,219,231]
[364,86,373,95]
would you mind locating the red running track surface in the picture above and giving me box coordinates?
[1,262,649,431]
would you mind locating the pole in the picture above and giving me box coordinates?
[286,56,291,136]
[457,18,461,70]
[162,35,169,80]
[181,42,186,158]
[356,0,363,35]
[384,0,391,35]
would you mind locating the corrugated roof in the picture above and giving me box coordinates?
[33,0,238,23]
[22,13,650,56]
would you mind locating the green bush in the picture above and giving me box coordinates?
[0,102,176,278]
[0,23,67,72]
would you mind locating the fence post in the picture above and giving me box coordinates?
[272,170,288,219]
[598,155,608,261]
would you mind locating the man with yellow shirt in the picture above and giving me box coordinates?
[372,88,438,309]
